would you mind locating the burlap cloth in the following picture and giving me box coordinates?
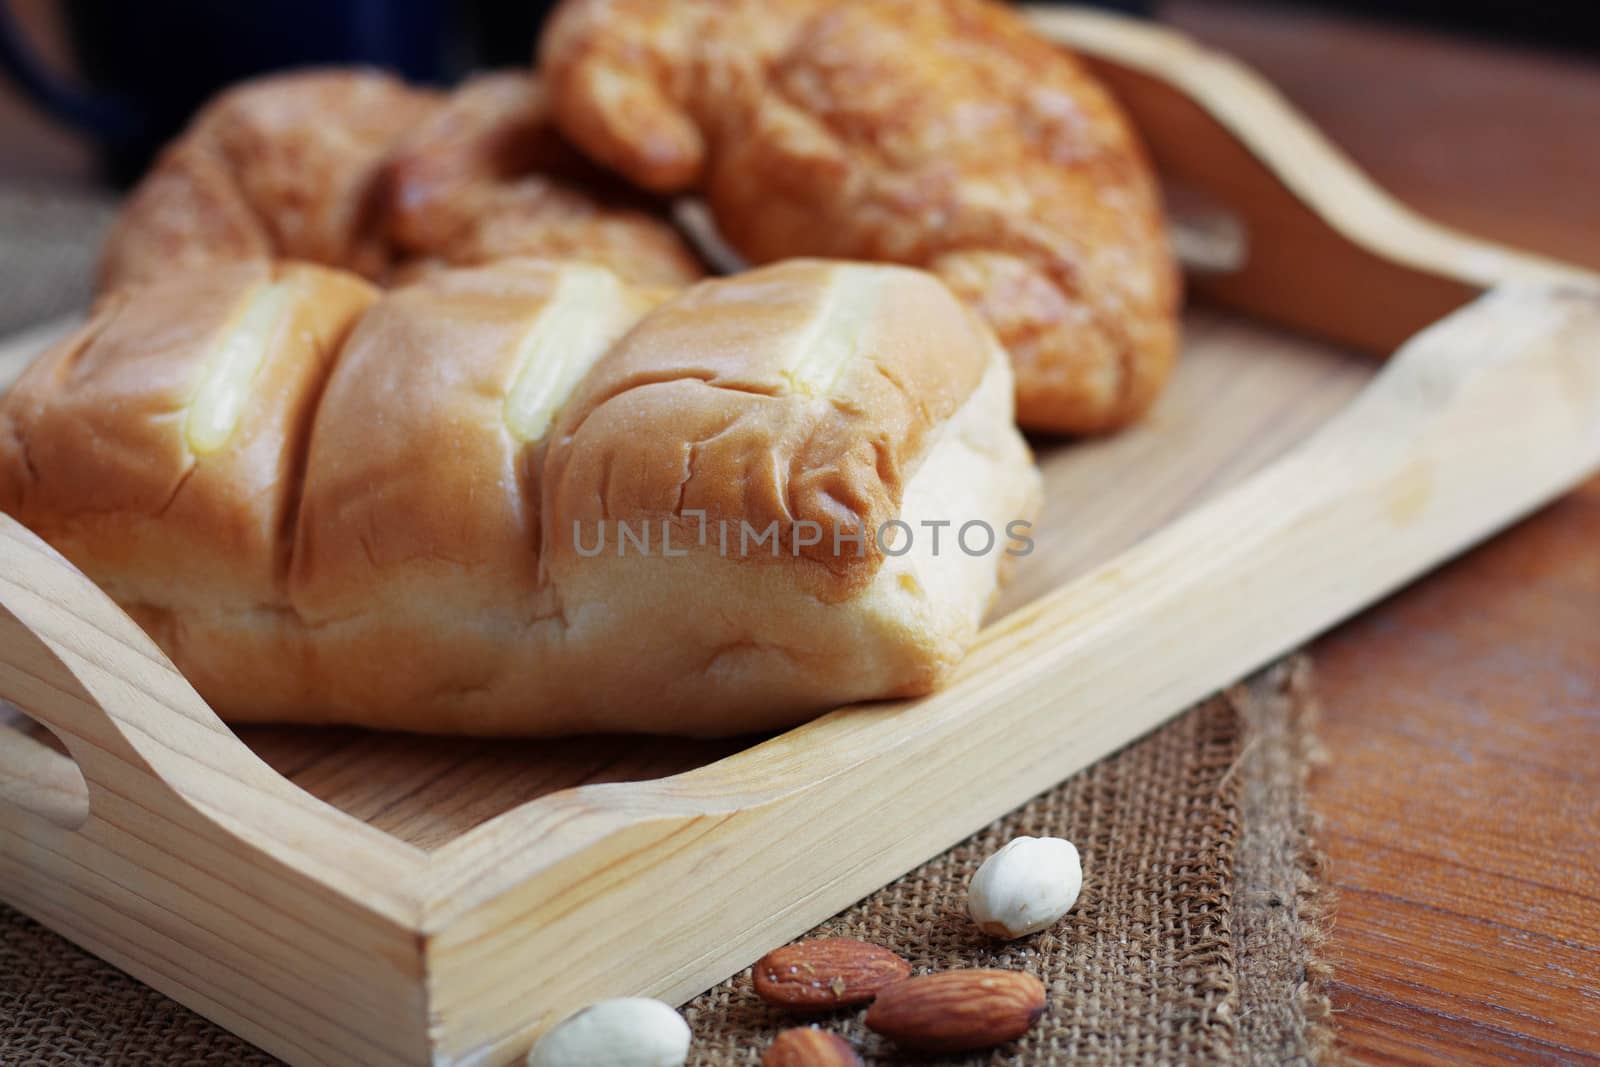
[0,185,1336,1065]
[2,660,1335,1066]
[684,659,1336,1066]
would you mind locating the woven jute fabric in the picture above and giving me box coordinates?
[681,658,1335,1066]
[1,660,1334,1066]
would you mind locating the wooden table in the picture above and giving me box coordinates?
[1162,4,1600,1064]
[1,4,1597,1064]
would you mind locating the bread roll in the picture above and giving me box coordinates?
[0,258,1039,736]
[0,262,379,710]
[286,260,666,729]
[536,261,1039,733]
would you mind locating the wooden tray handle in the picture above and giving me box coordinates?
[0,512,429,913]
[0,706,88,829]
[0,514,266,826]
[1028,7,1599,355]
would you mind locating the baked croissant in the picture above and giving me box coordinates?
[380,71,705,287]
[0,258,1039,736]
[97,69,435,290]
[540,0,1181,434]
[97,70,704,293]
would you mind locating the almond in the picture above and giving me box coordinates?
[864,969,1046,1053]
[753,939,912,1010]
[761,1027,862,1067]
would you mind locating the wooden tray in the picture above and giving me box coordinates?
[2,9,1598,1065]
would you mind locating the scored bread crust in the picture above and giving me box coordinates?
[535,335,1036,734]
[0,258,1039,736]
[544,260,991,598]
[0,262,377,604]
[0,262,380,711]
[284,261,668,724]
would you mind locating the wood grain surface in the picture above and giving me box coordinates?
[1162,4,1600,1064]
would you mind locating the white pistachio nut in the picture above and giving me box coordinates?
[967,836,1082,939]
[526,997,691,1067]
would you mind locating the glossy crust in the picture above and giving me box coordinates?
[0,259,1039,735]
[540,0,1180,433]
[98,70,703,292]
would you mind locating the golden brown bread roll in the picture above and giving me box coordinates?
[539,0,1181,435]
[98,70,704,293]
[0,262,379,710]
[0,258,1039,735]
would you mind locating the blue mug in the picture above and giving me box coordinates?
[0,0,554,184]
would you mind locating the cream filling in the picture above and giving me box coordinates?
[185,277,303,454]
[503,265,635,444]
[780,267,883,398]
